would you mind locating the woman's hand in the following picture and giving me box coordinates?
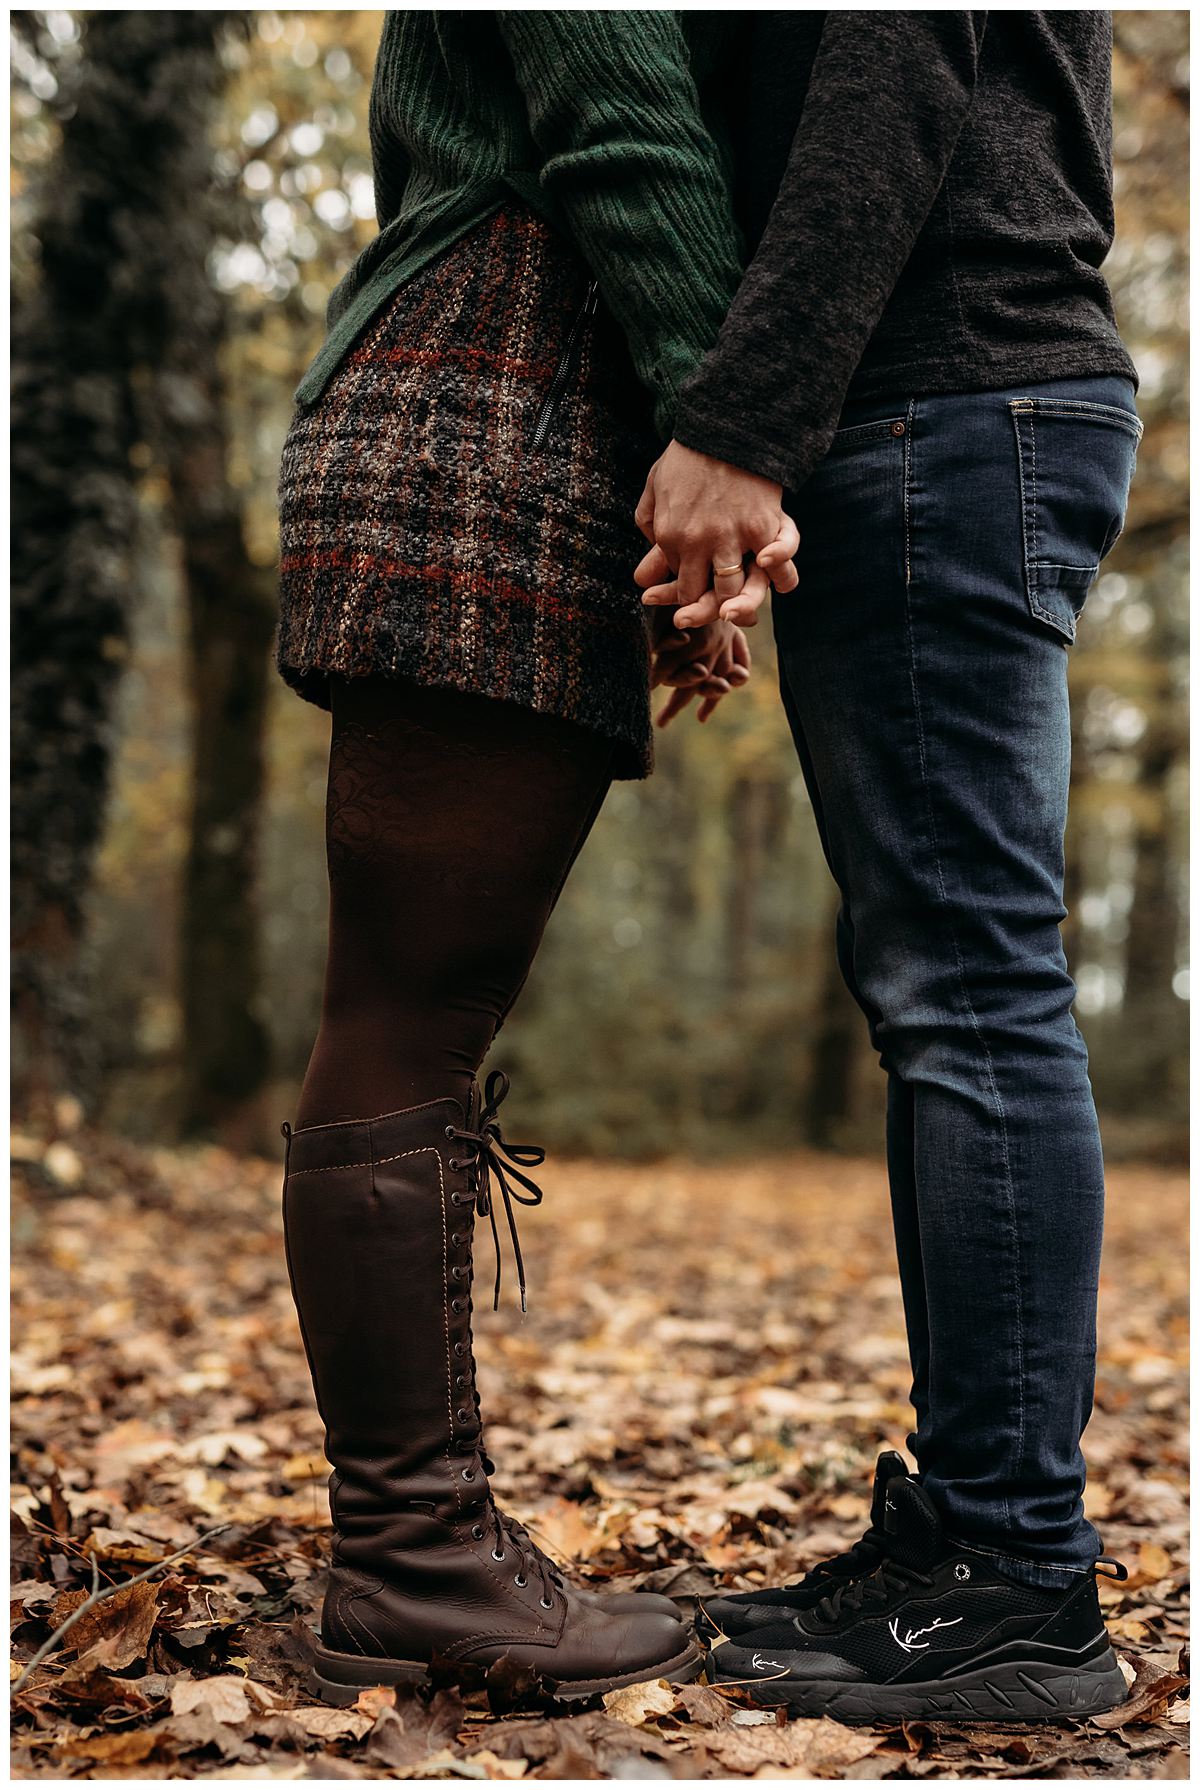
[650,615,751,727]
[636,513,800,630]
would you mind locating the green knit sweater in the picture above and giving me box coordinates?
[294,11,745,438]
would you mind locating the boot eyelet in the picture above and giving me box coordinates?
[454,1343,467,1357]
[445,1126,456,1139]
[451,1266,464,1281]
[456,1408,470,1422]
[448,1159,462,1172]
[514,1573,527,1587]
[471,1525,484,1540]
[450,1298,464,1314]
[492,1548,505,1562]
[540,1597,553,1610]
[456,1375,468,1389]
[451,1232,465,1247]
[461,1467,475,1482]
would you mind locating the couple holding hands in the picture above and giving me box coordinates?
[275,11,1140,1722]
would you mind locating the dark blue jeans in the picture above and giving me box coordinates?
[776,377,1141,1586]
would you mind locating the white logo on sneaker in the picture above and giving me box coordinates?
[885,1497,898,1515]
[751,1653,787,1673]
[888,1615,964,1654]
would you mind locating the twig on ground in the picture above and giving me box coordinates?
[11,1523,231,1696]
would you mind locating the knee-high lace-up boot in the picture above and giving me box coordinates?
[283,1071,698,1703]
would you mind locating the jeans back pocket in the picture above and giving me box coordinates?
[1009,396,1143,643]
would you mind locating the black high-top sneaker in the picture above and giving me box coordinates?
[707,1478,1129,1723]
[696,1451,909,1642]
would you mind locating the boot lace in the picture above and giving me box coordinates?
[446,1069,546,1313]
[445,1070,561,1609]
[454,1473,564,1609]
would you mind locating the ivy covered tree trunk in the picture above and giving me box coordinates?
[10,11,229,1120]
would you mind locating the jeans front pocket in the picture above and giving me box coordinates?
[1009,396,1142,643]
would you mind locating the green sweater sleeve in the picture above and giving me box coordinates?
[497,11,743,439]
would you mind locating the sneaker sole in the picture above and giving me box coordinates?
[708,1646,1129,1724]
[309,1636,704,1707]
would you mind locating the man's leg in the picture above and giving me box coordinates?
[775,379,1139,1581]
[779,674,934,1462]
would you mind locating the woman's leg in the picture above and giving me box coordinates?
[284,676,695,1697]
[296,676,613,1129]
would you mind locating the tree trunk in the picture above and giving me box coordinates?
[10,11,227,1121]
[166,331,277,1139]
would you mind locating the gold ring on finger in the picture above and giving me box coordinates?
[714,561,744,578]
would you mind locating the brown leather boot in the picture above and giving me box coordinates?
[283,1072,698,1703]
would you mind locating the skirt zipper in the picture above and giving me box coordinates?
[531,280,599,449]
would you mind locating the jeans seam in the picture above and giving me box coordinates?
[1009,404,1080,642]
[901,406,1026,1529]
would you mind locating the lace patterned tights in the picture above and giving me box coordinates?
[294,677,613,1128]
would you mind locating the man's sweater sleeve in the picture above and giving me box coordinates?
[497,12,744,440]
[672,13,988,489]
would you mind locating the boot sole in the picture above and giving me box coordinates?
[309,1636,705,1707]
[708,1645,1129,1725]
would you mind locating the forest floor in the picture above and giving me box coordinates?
[11,1131,1189,1780]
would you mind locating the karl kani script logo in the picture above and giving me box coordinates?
[751,1653,787,1673]
[888,1614,964,1654]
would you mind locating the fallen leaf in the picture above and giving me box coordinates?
[286,1702,373,1740]
[65,1579,159,1671]
[1093,1652,1188,1730]
[602,1676,679,1725]
[170,1674,252,1724]
[700,1717,881,1776]
[59,1730,160,1766]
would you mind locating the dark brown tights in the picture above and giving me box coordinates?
[295,678,613,1128]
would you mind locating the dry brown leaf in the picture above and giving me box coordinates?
[282,1450,327,1482]
[602,1676,680,1725]
[1093,1651,1188,1730]
[1125,1540,1174,1587]
[354,1683,397,1719]
[66,1578,159,1671]
[461,1749,529,1779]
[525,1496,608,1563]
[169,1674,252,1724]
[59,1729,160,1766]
[286,1702,373,1740]
[700,1716,881,1775]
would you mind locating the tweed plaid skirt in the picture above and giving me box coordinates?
[276,206,659,778]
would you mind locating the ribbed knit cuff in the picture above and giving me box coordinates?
[671,400,830,495]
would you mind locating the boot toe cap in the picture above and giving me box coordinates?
[594,1589,682,1620]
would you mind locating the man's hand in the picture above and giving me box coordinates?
[635,440,800,628]
[650,615,751,726]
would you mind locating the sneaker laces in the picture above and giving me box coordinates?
[447,1070,545,1313]
[812,1552,935,1624]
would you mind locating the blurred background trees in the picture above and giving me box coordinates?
[10,10,1190,1159]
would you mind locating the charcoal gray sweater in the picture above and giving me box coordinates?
[672,11,1138,490]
